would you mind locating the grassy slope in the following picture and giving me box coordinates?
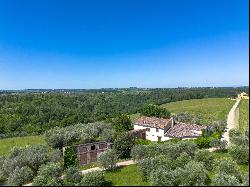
[238,99,249,133]
[161,98,235,124]
[105,164,149,186]
[0,136,45,156]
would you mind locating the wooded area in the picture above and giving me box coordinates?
[0,87,248,138]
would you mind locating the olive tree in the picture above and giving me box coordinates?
[1,145,50,179]
[44,127,65,149]
[178,161,208,186]
[77,171,107,186]
[242,172,249,186]
[130,145,148,162]
[194,149,214,171]
[7,166,34,186]
[212,172,241,186]
[100,128,116,142]
[177,141,197,157]
[229,145,249,164]
[175,152,192,168]
[214,158,242,181]
[209,139,228,151]
[33,162,63,186]
[149,167,175,186]
[63,167,82,186]
[138,156,172,181]
[98,149,118,170]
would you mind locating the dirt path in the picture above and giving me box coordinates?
[23,160,135,186]
[221,98,241,146]
[80,160,135,175]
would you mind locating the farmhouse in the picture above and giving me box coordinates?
[134,116,206,141]
[238,92,249,99]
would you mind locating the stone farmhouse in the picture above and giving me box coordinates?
[63,141,112,166]
[134,116,206,141]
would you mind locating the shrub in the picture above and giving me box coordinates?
[134,138,151,145]
[212,172,241,186]
[63,167,82,186]
[98,149,118,170]
[64,146,78,169]
[114,131,135,159]
[194,149,214,171]
[228,145,249,164]
[7,166,34,186]
[195,137,212,148]
[77,171,107,186]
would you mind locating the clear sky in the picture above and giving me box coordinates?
[0,0,249,89]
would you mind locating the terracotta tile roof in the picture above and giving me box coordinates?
[164,122,207,138]
[135,116,172,129]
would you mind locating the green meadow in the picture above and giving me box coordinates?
[0,136,45,156]
[161,98,235,124]
[105,164,148,186]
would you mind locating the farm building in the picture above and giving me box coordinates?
[66,141,112,166]
[134,116,206,141]
[238,92,249,99]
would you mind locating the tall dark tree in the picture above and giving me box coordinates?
[112,114,132,133]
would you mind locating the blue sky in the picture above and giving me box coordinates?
[0,0,249,89]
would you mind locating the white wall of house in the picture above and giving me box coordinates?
[134,124,171,142]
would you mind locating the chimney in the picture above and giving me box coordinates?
[171,117,174,128]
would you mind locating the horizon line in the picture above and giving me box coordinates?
[0,85,249,91]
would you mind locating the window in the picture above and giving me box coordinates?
[146,128,150,132]
[156,128,159,132]
[91,145,95,150]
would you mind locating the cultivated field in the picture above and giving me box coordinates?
[161,98,235,125]
[0,136,45,156]
[238,99,249,133]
